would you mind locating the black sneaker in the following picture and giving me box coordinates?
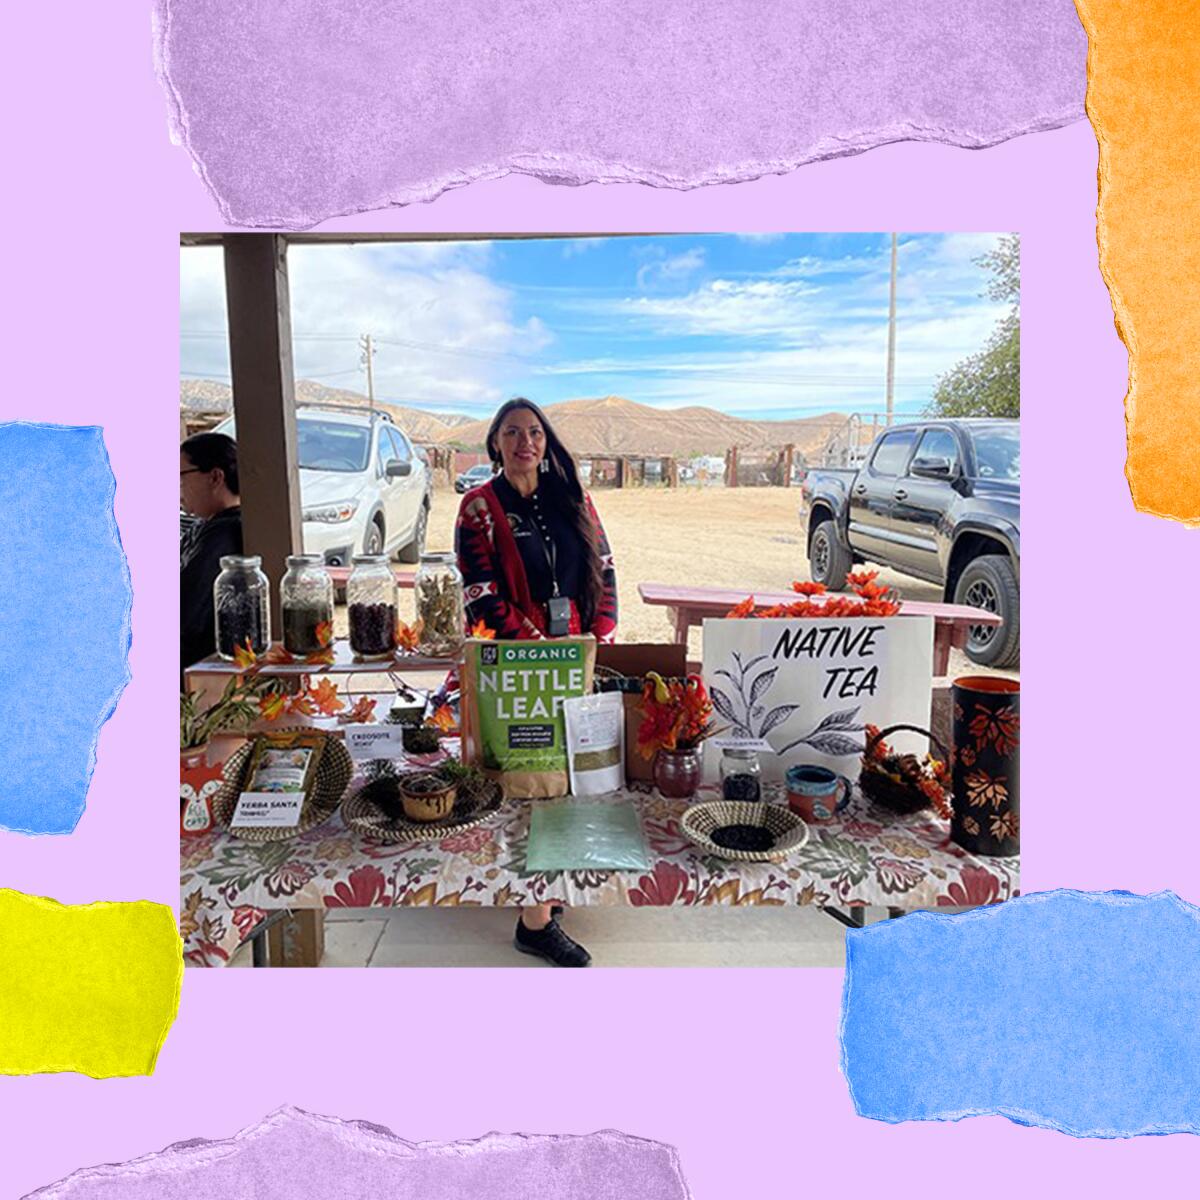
[513,917,592,967]
[551,904,564,919]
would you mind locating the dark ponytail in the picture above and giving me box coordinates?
[486,398,605,630]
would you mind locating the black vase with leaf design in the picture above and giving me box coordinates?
[950,676,1019,857]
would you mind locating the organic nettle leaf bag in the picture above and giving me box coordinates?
[462,636,596,799]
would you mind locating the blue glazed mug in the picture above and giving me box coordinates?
[786,764,852,823]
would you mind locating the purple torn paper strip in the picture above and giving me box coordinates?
[25,1106,692,1199]
[154,0,1087,228]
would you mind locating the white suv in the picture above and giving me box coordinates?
[217,406,430,566]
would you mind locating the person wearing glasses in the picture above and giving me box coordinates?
[455,397,618,967]
[180,432,243,674]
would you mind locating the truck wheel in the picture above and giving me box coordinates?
[397,501,429,564]
[954,555,1019,669]
[810,520,852,591]
[363,518,385,557]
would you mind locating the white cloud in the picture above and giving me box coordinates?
[635,246,707,290]
[180,243,549,416]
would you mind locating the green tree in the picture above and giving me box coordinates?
[926,234,1019,418]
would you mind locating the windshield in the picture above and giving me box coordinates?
[297,420,371,472]
[971,427,1021,481]
[468,465,492,477]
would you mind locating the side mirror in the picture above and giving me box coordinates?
[910,456,955,480]
[385,459,412,478]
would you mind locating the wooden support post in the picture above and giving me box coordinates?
[666,457,678,488]
[223,235,302,635]
[616,457,626,488]
[783,444,795,487]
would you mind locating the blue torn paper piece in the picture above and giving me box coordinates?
[0,424,131,835]
[840,890,1200,1138]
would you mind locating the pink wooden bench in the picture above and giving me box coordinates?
[637,582,1002,677]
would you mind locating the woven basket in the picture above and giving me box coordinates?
[343,777,504,843]
[212,729,353,842]
[680,800,809,863]
[859,724,948,815]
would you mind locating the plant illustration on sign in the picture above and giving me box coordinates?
[709,651,867,756]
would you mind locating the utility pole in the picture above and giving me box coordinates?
[359,333,376,417]
[885,232,898,427]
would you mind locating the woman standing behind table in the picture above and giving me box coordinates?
[455,397,618,967]
[180,432,243,676]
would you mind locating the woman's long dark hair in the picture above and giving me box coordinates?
[181,431,240,495]
[486,398,605,631]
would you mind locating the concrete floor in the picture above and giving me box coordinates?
[229,905,858,968]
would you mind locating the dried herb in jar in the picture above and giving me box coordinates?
[416,573,464,657]
[282,603,332,656]
[216,595,267,658]
[721,773,762,804]
[349,602,397,658]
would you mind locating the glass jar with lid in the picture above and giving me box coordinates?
[347,554,397,660]
[415,552,465,658]
[280,554,334,656]
[213,555,270,660]
[719,747,763,803]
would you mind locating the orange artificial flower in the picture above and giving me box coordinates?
[395,620,420,653]
[314,620,333,648]
[258,690,287,721]
[792,581,827,596]
[232,639,258,670]
[309,678,344,716]
[726,595,756,619]
[470,619,496,640]
[846,570,880,589]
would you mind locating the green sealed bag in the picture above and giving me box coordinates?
[461,636,596,799]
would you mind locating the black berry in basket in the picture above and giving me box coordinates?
[710,824,776,853]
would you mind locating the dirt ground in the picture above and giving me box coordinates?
[424,485,1017,680]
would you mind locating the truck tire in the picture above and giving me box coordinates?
[397,500,429,564]
[810,520,852,591]
[954,554,1019,669]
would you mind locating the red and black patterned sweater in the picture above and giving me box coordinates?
[454,478,618,642]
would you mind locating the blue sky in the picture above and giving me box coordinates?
[180,233,1012,420]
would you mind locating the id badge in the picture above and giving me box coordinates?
[546,596,572,637]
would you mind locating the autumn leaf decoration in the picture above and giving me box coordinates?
[341,696,378,724]
[724,570,902,620]
[309,678,344,716]
[469,619,496,640]
[427,703,458,734]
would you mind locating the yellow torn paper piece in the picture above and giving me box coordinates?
[0,889,182,1077]
[1077,0,1200,523]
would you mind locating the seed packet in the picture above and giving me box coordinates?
[241,731,326,799]
[461,636,596,799]
[563,691,625,797]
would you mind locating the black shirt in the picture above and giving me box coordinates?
[181,506,243,674]
[490,474,584,605]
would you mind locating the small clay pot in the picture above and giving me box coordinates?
[399,774,457,823]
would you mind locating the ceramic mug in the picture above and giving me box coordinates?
[786,764,851,823]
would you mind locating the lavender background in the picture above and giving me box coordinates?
[1,2,1197,1193]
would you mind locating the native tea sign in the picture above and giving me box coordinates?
[701,616,934,782]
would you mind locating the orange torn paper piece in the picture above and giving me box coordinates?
[1077,0,1200,523]
[0,889,182,1078]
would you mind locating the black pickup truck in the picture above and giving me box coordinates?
[799,418,1020,668]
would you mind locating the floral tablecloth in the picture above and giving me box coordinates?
[181,781,1019,966]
